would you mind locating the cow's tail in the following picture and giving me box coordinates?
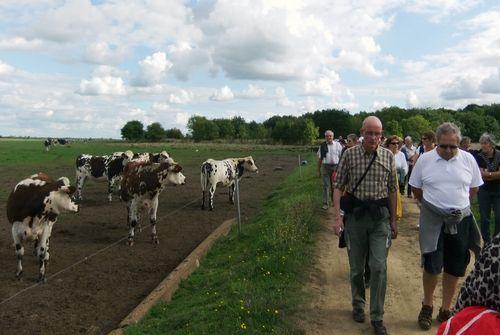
[200,163,210,191]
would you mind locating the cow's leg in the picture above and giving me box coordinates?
[209,185,216,211]
[201,189,206,210]
[75,174,86,201]
[150,195,159,244]
[37,221,54,283]
[12,225,24,279]
[229,183,235,204]
[107,178,114,202]
[33,238,39,256]
[127,201,139,246]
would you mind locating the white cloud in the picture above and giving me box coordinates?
[304,70,340,96]
[83,41,128,65]
[168,89,193,104]
[406,91,419,108]
[210,86,234,101]
[0,36,43,50]
[132,52,172,87]
[175,112,190,126]
[239,84,265,99]
[441,77,480,100]
[0,60,15,75]
[372,100,389,111]
[480,69,500,94]
[78,76,127,96]
[275,86,295,107]
[406,0,480,22]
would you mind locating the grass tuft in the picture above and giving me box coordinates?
[125,158,321,335]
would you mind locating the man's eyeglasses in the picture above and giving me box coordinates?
[365,131,382,138]
[438,144,458,150]
[421,137,428,141]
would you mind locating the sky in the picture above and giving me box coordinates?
[0,0,500,139]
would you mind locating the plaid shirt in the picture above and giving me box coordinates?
[334,144,397,200]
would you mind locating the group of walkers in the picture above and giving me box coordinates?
[317,116,499,335]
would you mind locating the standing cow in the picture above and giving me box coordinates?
[121,160,185,245]
[75,151,133,201]
[7,173,79,282]
[201,156,259,210]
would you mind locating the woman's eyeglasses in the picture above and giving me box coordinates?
[389,142,399,145]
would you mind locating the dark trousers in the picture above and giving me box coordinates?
[406,164,413,197]
[478,188,500,243]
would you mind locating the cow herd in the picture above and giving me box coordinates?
[5,148,259,282]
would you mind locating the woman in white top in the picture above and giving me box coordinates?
[386,135,408,195]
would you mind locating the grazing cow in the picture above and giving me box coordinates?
[75,151,134,201]
[44,138,54,151]
[121,160,186,245]
[200,156,259,210]
[132,150,171,164]
[7,173,79,282]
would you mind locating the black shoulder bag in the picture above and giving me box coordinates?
[339,151,377,248]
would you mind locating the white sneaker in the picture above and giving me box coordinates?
[322,204,328,210]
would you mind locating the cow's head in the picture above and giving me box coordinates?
[156,150,171,163]
[159,162,186,186]
[48,178,79,214]
[238,156,259,174]
[120,150,135,165]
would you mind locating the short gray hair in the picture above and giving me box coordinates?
[404,136,412,142]
[325,130,334,136]
[436,122,461,143]
[347,133,358,142]
[460,136,471,145]
[479,133,496,146]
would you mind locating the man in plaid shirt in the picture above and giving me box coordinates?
[333,116,398,335]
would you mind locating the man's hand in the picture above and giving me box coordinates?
[333,216,344,236]
[390,220,398,239]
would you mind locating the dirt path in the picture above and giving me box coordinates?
[300,197,446,334]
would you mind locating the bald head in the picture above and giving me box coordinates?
[362,116,383,129]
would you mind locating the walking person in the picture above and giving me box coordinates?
[401,136,417,198]
[474,133,500,243]
[409,122,483,330]
[333,116,398,335]
[317,130,343,210]
[386,136,408,195]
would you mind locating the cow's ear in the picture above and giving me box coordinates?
[173,165,182,173]
[238,159,245,165]
[60,185,76,195]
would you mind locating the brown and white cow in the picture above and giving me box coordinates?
[7,173,79,282]
[200,156,259,210]
[120,160,185,245]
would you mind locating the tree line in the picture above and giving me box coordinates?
[121,103,500,144]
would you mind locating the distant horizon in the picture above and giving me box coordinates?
[1,1,499,138]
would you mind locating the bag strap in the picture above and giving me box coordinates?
[351,150,377,194]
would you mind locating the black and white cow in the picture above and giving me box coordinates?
[44,138,54,151]
[75,151,133,201]
[121,160,185,246]
[6,173,79,282]
[200,156,258,210]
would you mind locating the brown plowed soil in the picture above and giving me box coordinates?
[0,154,297,335]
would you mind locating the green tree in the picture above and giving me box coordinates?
[401,115,430,141]
[384,120,403,137]
[165,128,184,139]
[121,120,145,141]
[145,122,166,142]
[213,119,235,139]
[187,116,219,141]
[231,116,249,139]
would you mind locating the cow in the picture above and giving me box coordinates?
[56,138,68,145]
[120,160,186,246]
[44,138,54,151]
[75,151,134,201]
[6,173,79,282]
[200,156,259,211]
[132,150,171,164]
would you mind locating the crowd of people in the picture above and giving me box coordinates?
[317,117,499,335]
